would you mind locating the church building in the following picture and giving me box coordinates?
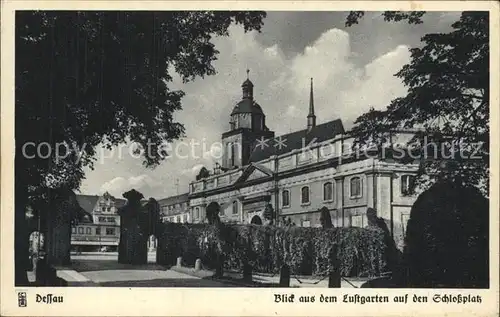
[188,73,419,248]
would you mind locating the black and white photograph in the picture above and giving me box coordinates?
[2,1,499,316]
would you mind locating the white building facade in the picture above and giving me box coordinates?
[187,76,419,248]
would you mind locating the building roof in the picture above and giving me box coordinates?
[230,99,264,115]
[248,119,345,163]
[76,195,99,215]
[157,192,189,206]
[75,194,126,214]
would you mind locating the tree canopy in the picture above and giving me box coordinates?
[16,11,266,197]
[15,10,266,285]
[345,11,489,195]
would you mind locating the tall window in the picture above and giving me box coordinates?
[401,175,416,196]
[230,143,236,166]
[71,227,76,234]
[85,227,91,234]
[106,228,115,236]
[350,177,362,198]
[227,142,234,167]
[232,201,238,214]
[95,227,101,235]
[78,227,84,234]
[282,190,290,207]
[323,182,333,201]
[195,207,200,219]
[301,186,310,204]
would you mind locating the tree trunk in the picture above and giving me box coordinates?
[15,186,30,286]
[45,208,71,266]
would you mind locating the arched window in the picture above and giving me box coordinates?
[227,142,234,166]
[401,175,416,196]
[232,201,239,214]
[231,143,236,166]
[323,182,334,202]
[282,190,290,207]
[350,177,362,198]
[301,186,310,205]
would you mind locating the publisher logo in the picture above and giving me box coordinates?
[18,292,27,307]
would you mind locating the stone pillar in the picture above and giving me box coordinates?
[243,263,252,282]
[279,264,290,287]
[328,245,341,288]
[118,189,148,265]
[335,177,345,227]
[195,259,202,271]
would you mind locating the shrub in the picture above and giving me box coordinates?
[319,207,333,228]
[157,222,388,277]
[403,180,489,288]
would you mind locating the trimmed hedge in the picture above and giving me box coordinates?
[156,223,388,277]
[403,181,489,288]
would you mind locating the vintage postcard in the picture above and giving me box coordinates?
[1,0,499,316]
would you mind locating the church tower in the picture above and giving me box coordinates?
[221,70,274,169]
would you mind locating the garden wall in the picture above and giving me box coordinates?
[156,223,388,277]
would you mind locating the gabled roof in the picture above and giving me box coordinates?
[248,119,345,163]
[234,163,274,185]
[76,194,126,214]
[76,195,99,215]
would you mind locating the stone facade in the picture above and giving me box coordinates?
[158,193,190,223]
[183,75,419,247]
[72,192,125,251]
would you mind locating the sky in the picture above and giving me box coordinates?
[78,11,462,200]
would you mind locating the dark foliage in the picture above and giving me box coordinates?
[15,11,266,284]
[156,223,389,277]
[345,11,425,27]
[366,208,402,272]
[346,12,489,195]
[319,207,333,228]
[205,202,221,225]
[403,180,489,288]
[196,167,211,180]
[263,203,274,224]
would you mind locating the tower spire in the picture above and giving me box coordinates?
[307,77,316,131]
[242,69,254,100]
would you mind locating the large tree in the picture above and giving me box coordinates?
[345,11,489,195]
[15,11,266,285]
